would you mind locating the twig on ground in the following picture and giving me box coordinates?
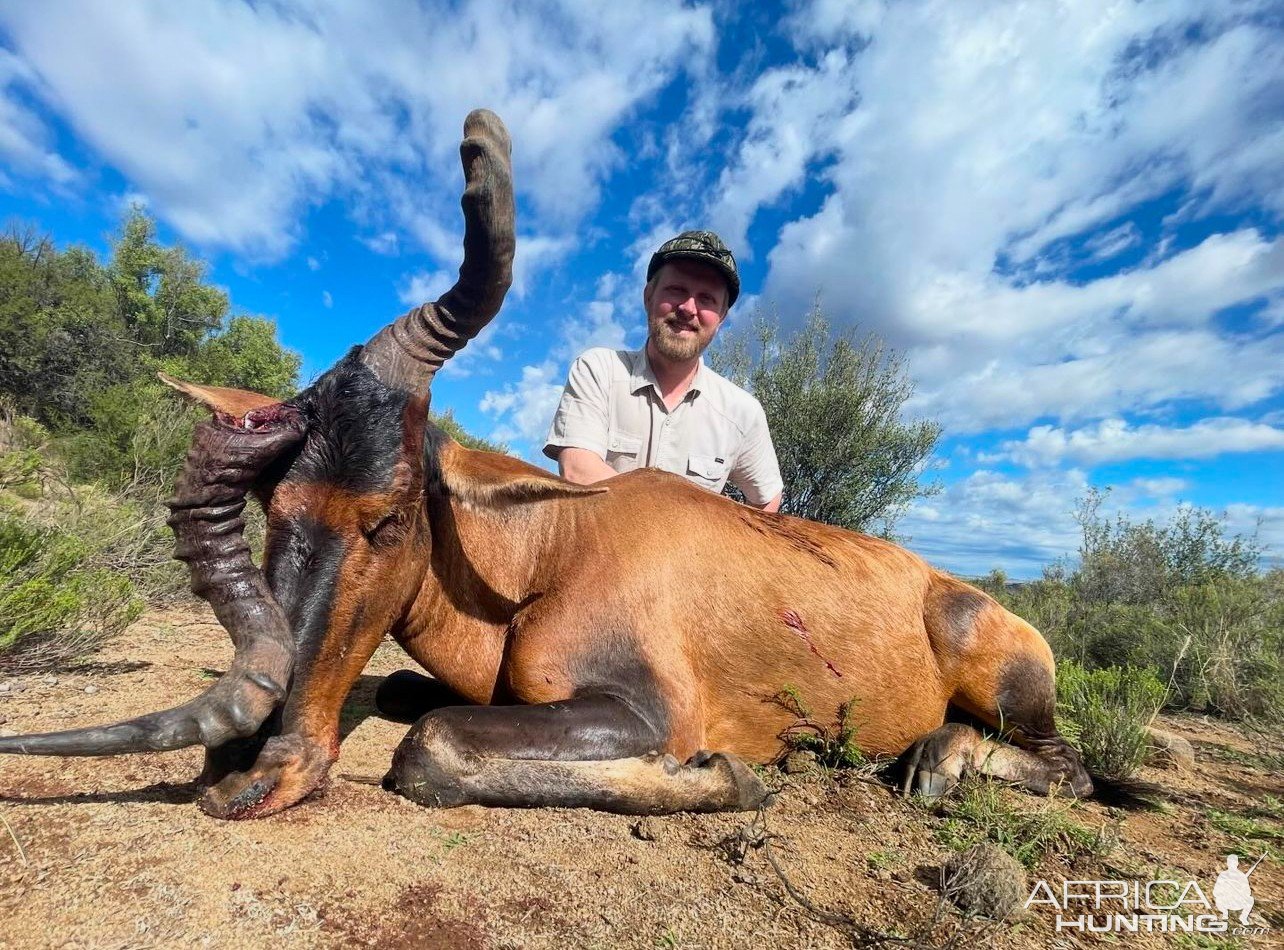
[1,810,29,865]
[709,802,986,949]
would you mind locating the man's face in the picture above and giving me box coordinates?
[644,260,729,362]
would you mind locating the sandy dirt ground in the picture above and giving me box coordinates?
[1,607,1281,949]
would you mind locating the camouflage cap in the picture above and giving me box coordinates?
[647,230,740,307]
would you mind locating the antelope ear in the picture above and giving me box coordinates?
[436,439,607,508]
[159,372,281,418]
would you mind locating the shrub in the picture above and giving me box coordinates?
[986,496,1283,723]
[773,686,867,769]
[1055,660,1165,780]
[0,508,142,673]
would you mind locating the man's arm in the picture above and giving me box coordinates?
[543,349,618,483]
[729,401,784,512]
[556,446,618,485]
[757,491,782,514]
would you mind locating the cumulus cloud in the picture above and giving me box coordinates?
[397,269,453,308]
[991,417,1284,467]
[0,0,713,262]
[478,277,637,447]
[702,0,1284,432]
[900,468,1091,577]
[478,362,564,447]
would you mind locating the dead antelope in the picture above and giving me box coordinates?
[0,110,1092,818]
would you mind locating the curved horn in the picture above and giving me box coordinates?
[0,407,304,756]
[361,108,515,393]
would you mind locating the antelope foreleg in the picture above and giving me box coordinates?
[384,696,768,814]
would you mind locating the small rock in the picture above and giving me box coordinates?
[731,869,758,885]
[874,868,892,883]
[0,682,11,693]
[941,844,1026,919]
[0,729,16,738]
[781,750,818,775]
[631,818,659,842]
[892,868,912,884]
[43,676,58,686]
[84,685,99,695]
[1144,728,1195,771]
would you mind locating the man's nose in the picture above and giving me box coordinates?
[677,296,698,316]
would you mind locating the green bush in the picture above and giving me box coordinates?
[0,508,142,672]
[1056,660,1165,780]
[986,494,1283,723]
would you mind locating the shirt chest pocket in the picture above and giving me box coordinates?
[605,431,644,472]
[686,453,729,491]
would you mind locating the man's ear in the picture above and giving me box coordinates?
[158,372,281,418]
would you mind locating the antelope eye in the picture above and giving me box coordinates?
[362,512,403,545]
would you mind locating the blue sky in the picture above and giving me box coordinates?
[1,0,1282,577]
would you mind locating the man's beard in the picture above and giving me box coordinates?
[648,314,707,362]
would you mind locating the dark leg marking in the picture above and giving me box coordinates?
[932,588,989,652]
[375,670,472,723]
[384,695,766,814]
[995,655,1091,796]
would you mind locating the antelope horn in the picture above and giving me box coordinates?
[361,108,515,393]
[0,406,305,756]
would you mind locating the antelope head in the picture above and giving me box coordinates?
[0,110,515,817]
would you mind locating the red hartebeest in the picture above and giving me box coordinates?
[0,111,1092,818]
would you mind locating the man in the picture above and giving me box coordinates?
[544,230,783,512]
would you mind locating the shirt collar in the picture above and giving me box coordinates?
[630,347,707,400]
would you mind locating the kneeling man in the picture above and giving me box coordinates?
[544,230,783,512]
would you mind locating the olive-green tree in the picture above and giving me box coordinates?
[712,305,941,535]
[0,212,300,489]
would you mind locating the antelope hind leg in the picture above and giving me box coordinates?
[901,722,1086,799]
[384,696,768,814]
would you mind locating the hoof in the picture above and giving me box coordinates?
[900,723,974,799]
[688,750,770,812]
[384,722,472,808]
[198,734,334,819]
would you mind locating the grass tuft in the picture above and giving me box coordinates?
[935,778,1114,869]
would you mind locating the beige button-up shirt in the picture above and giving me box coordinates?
[543,347,783,506]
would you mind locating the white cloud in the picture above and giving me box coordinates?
[321,290,333,309]
[703,1,1284,433]
[511,233,574,299]
[397,269,454,308]
[1128,477,1190,500]
[1083,222,1141,263]
[0,0,714,258]
[900,468,1091,577]
[0,49,77,187]
[361,232,399,256]
[306,256,321,272]
[992,417,1284,467]
[478,272,635,449]
[438,321,508,380]
[478,361,563,447]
